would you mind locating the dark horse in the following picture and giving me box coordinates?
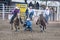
[36,14,46,32]
[10,15,23,31]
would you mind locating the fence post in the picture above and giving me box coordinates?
[2,4,5,20]
[57,3,59,21]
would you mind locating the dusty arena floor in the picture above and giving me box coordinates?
[0,19,60,40]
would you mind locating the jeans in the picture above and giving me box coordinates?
[45,15,49,23]
[10,13,17,24]
[24,25,32,32]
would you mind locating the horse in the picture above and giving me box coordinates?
[36,14,46,32]
[10,15,23,31]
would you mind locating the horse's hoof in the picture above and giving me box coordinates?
[43,30,46,32]
[11,28,13,30]
[40,30,43,32]
[15,30,19,32]
[18,28,20,29]
[15,28,20,32]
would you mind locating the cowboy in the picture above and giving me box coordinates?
[43,7,50,24]
[25,6,34,20]
[24,18,32,32]
[10,7,20,24]
[29,6,34,20]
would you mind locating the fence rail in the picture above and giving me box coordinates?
[0,6,15,14]
[0,4,15,20]
[0,4,60,21]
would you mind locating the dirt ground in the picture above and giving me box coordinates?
[0,19,60,40]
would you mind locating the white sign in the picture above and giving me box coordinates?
[12,0,25,3]
[47,1,59,6]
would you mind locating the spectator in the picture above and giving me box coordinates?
[43,7,50,24]
[25,0,27,4]
[49,7,54,21]
[36,2,39,9]
[34,1,36,9]
[29,2,34,8]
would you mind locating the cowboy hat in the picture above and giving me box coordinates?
[15,7,19,9]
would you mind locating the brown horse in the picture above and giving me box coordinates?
[10,16,23,31]
[36,14,46,32]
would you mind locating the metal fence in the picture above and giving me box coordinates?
[0,4,15,20]
[0,4,60,21]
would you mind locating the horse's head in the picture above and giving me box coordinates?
[36,18,40,25]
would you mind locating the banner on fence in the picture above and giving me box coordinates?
[16,4,27,19]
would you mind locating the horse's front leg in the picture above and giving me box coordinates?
[14,24,18,31]
[40,25,43,32]
[11,23,13,30]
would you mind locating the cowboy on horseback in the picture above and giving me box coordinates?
[10,7,20,24]
[10,7,20,31]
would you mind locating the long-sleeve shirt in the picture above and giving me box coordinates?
[11,9,20,14]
